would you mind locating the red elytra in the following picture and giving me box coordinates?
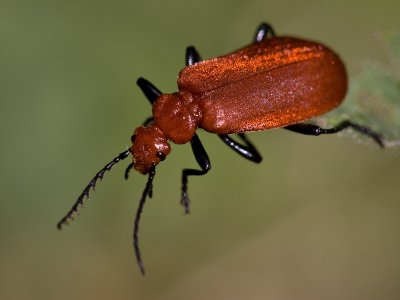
[58,23,383,275]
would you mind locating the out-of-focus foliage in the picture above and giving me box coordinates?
[317,30,400,147]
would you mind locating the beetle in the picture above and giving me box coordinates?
[57,23,384,274]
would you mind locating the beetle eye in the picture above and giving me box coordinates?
[131,134,136,143]
[156,151,166,161]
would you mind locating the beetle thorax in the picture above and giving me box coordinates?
[152,92,199,144]
[130,124,171,174]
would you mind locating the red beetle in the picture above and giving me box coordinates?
[58,23,383,274]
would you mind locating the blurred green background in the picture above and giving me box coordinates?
[1,0,400,299]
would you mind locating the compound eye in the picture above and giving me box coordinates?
[156,151,166,161]
[131,134,136,143]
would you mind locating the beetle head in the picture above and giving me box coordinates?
[130,124,171,174]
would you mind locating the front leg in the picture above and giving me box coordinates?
[136,77,162,105]
[181,134,211,213]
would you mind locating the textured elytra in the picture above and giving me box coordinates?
[175,37,347,134]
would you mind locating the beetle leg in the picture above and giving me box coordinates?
[218,133,262,163]
[284,121,384,148]
[142,116,154,126]
[186,46,203,66]
[181,134,211,214]
[181,46,208,214]
[125,162,134,180]
[254,23,276,42]
[136,78,159,127]
[136,77,162,105]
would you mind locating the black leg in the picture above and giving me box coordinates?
[218,133,262,163]
[186,46,202,66]
[284,121,384,148]
[141,116,154,127]
[135,78,160,127]
[181,134,211,213]
[125,162,134,180]
[254,23,276,43]
[136,77,162,105]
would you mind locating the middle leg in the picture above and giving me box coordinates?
[218,133,262,163]
[181,134,211,213]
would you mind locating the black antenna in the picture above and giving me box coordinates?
[57,149,131,230]
[133,165,156,275]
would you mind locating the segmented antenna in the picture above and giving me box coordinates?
[57,149,131,230]
[133,165,156,275]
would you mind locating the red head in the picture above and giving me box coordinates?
[130,124,171,174]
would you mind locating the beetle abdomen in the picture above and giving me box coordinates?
[179,37,347,134]
[200,56,346,133]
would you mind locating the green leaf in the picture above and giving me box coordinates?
[315,29,400,147]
